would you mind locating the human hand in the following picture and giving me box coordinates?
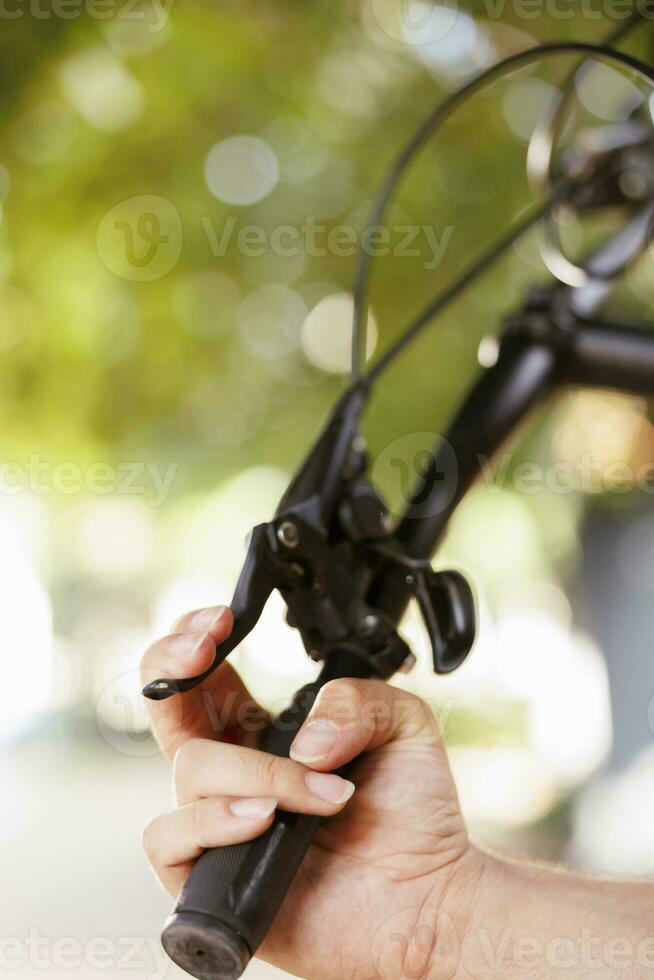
[140,605,485,980]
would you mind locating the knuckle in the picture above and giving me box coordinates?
[172,737,204,781]
[139,638,161,675]
[139,632,177,679]
[318,678,368,730]
[171,609,196,632]
[256,750,282,789]
[406,697,441,742]
[142,817,161,862]
[321,677,366,711]
[172,606,213,633]
[396,687,421,711]
[193,798,226,846]
[189,799,210,843]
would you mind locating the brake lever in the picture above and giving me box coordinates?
[142,523,277,700]
[143,382,371,703]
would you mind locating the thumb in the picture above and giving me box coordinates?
[289,678,443,771]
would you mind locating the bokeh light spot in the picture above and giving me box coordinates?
[60,47,145,132]
[205,135,279,206]
[301,291,377,374]
[575,63,644,122]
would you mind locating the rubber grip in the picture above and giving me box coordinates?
[161,681,324,980]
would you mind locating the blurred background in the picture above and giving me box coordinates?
[1,1,654,977]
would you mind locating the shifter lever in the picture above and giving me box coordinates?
[409,567,476,674]
[369,544,476,675]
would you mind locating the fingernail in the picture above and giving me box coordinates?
[171,632,208,660]
[306,772,355,805]
[290,718,338,763]
[229,797,277,819]
[191,605,227,632]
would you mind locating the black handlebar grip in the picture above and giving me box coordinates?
[161,680,328,980]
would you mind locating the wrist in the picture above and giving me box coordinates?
[450,850,524,980]
[451,848,654,980]
[411,842,488,980]
[451,851,576,979]
[370,838,486,980]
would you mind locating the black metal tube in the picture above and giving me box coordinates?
[371,316,654,625]
[567,320,654,395]
[369,337,560,621]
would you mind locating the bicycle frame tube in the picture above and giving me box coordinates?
[368,334,560,621]
[369,313,654,624]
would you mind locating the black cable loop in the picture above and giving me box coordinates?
[528,10,653,284]
[351,35,654,386]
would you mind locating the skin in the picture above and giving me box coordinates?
[141,606,654,980]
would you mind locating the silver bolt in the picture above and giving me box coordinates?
[277,521,299,549]
[358,613,380,635]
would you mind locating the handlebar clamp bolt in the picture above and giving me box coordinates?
[277,521,299,549]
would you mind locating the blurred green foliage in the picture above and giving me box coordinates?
[0,0,651,500]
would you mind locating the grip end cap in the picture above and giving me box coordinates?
[162,911,251,980]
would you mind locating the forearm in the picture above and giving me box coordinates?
[454,847,654,979]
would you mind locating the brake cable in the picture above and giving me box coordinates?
[353,32,654,384]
